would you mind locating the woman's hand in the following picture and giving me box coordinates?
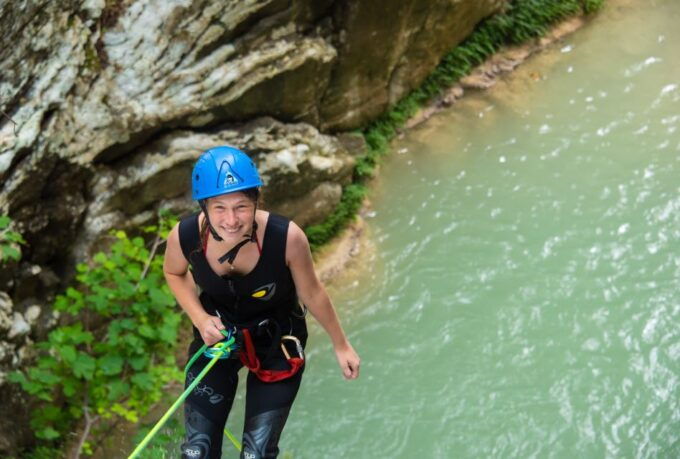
[196,314,226,346]
[334,342,361,380]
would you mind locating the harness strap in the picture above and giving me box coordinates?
[239,328,305,383]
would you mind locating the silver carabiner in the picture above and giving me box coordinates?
[280,335,304,361]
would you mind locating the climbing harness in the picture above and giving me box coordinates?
[240,330,305,383]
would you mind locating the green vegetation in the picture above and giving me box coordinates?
[0,215,25,263]
[305,0,605,249]
[9,212,182,456]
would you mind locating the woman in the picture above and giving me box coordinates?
[163,146,360,458]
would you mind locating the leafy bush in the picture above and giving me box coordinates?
[0,215,25,263]
[10,213,182,455]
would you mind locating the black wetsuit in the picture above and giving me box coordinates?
[178,212,307,459]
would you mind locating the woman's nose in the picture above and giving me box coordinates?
[224,209,237,226]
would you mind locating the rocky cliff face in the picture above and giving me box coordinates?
[0,0,503,451]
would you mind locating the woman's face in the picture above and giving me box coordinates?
[206,192,256,239]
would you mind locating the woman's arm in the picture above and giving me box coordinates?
[163,223,225,345]
[286,222,360,380]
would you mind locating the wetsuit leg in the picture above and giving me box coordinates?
[181,341,242,459]
[240,360,305,458]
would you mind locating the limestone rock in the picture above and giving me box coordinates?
[460,71,497,90]
[319,0,505,130]
[0,292,12,336]
[233,117,356,208]
[8,312,29,340]
[274,182,343,227]
[24,305,41,326]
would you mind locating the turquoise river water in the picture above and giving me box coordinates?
[278,2,679,458]
[153,1,680,458]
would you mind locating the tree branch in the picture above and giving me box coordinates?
[71,390,100,459]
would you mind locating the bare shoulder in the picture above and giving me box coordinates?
[286,220,311,262]
[257,209,269,228]
[287,220,309,246]
[164,221,188,273]
[167,221,180,245]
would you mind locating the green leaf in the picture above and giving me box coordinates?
[39,405,64,422]
[37,356,58,370]
[1,245,21,261]
[73,353,96,380]
[138,324,155,339]
[58,344,77,364]
[7,371,27,385]
[149,286,172,306]
[158,321,177,344]
[119,318,136,330]
[5,231,25,243]
[63,324,93,345]
[25,381,50,399]
[0,215,9,229]
[131,373,154,391]
[36,427,61,440]
[107,380,130,401]
[66,287,83,301]
[123,334,143,349]
[30,367,61,386]
[98,354,124,376]
[53,295,70,313]
[129,355,148,371]
[93,252,107,265]
[63,379,79,397]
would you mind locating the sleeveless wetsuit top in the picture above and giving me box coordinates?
[178,212,299,328]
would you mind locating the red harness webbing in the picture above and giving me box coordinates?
[239,329,304,383]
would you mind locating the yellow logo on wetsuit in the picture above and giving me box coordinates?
[251,283,276,300]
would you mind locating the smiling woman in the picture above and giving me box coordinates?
[163,146,360,458]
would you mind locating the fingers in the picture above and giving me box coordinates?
[201,315,226,345]
[211,317,225,330]
[343,359,360,380]
[343,363,352,379]
[335,346,360,380]
[202,330,222,346]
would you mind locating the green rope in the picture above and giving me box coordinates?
[183,331,243,452]
[128,331,241,458]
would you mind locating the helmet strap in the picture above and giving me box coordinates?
[199,200,223,242]
[201,199,260,265]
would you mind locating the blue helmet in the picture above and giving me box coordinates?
[192,146,263,201]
